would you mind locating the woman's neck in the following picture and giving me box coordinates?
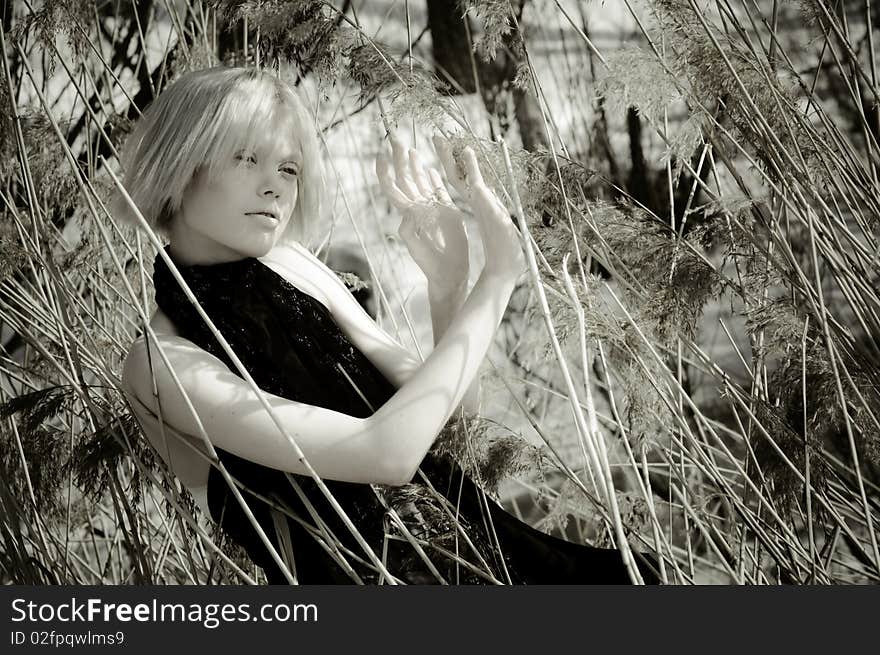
[166,228,250,267]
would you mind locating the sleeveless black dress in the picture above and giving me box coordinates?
[151,246,660,584]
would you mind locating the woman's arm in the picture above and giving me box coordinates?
[369,267,515,481]
[261,242,422,389]
[374,135,490,412]
[122,336,401,485]
[123,265,515,486]
[269,220,481,412]
[427,281,482,413]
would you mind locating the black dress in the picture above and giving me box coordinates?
[151,246,660,584]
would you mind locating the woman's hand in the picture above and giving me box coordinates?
[377,135,525,288]
[433,138,525,281]
[376,136,470,298]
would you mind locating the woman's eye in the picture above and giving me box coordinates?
[234,153,257,165]
[280,166,298,176]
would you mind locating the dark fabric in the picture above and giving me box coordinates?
[152,245,659,584]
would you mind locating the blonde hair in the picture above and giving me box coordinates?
[115,66,324,247]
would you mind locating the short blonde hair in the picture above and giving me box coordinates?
[115,66,324,247]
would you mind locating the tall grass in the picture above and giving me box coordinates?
[1,0,878,584]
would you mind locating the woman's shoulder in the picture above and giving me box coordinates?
[149,307,180,338]
[122,309,192,392]
[121,312,213,489]
[126,309,180,353]
[259,241,334,307]
[261,240,327,275]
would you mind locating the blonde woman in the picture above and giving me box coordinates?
[119,66,658,584]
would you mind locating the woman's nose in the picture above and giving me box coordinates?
[259,176,280,199]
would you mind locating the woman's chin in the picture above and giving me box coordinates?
[234,236,276,259]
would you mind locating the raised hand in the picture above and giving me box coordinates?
[432,137,525,281]
[377,135,525,291]
[376,136,470,298]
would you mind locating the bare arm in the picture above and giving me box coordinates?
[124,266,514,486]
[371,268,514,481]
[304,248,481,413]
[427,281,482,414]
[260,242,421,389]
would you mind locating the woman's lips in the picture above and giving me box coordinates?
[247,212,279,228]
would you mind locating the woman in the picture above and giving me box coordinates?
[119,66,658,584]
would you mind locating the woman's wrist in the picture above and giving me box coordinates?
[478,265,521,289]
[428,277,467,345]
[427,276,468,305]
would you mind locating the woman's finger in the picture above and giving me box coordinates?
[471,185,512,229]
[471,186,508,240]
[433,135,468,198]
[391,137,419,197]
[428,168,452,204]
[376,155,413,209]
[408,149,433,198]
[463,147,486,188]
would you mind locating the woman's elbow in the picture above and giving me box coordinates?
[370,448,418,486]
[367,444,420,487]
[380,462,419,487]
[365,416,431,486]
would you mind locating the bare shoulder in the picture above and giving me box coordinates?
[121,316,218,488]
[121,309,192,399]
[259,242,345,309]
[271,243,378,320]
[121,322,252,436]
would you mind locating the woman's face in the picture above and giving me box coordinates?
[169,116,301,265]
